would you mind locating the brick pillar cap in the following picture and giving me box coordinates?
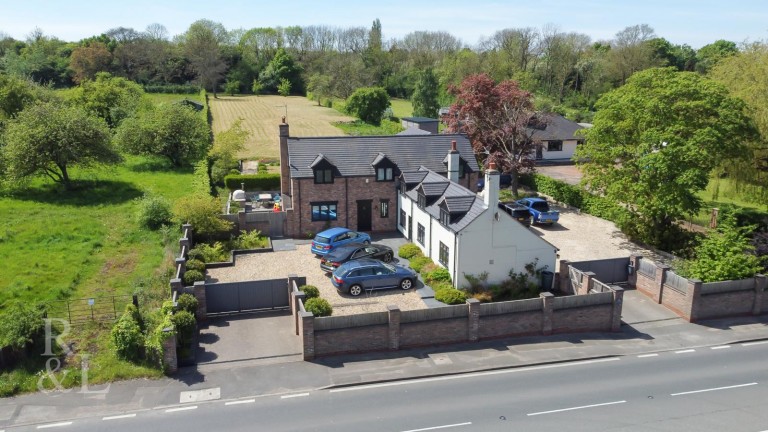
[465,298,480,304]
[540,292,555,298]
[386,304,401,311]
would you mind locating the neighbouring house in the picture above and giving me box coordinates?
[278,119,480,238]
[398,158,557,288]
[530,113,586,162]
[401,117,439,135]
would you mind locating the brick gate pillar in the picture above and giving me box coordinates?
[387,305,401,350]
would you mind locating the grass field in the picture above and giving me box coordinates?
[390,98,413,118]
[208,95,354,159]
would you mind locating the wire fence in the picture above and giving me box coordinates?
[45,294,139,324]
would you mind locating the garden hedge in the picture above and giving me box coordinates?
[224,173,281,191]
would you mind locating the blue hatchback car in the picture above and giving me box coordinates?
[311,227,371,256]
[331,259,417,297]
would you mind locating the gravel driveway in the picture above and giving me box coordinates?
[206,244,427,316]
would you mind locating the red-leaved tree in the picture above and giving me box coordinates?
[447,73,541,194]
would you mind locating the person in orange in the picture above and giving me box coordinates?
[273,202,281,212]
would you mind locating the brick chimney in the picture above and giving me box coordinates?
[279,117,290,197]
[483,161,500,209]
[447,140,459,183]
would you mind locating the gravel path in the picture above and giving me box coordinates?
[206,244,427,316]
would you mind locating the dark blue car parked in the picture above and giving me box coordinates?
[331,259,417,297]
[311,227,371,256]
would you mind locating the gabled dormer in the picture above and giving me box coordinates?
[437,196,476,226]
[310,153,336,184]
[415,180,449,209]
[399,171,429,194]
[371,152,398,182]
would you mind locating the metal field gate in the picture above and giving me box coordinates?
[205,278,290,315]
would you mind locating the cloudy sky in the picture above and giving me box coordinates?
[1,0,766,48]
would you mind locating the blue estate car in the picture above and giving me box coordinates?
[331,259,417,297]
[311,227,371,256]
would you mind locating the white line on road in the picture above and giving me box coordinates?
[102,414,136,421]
[527,400,626,416]
[400,422,473,432]
[165,406,198,413]
[225,399,256,405]
[330,357,620,393]
[637,353,658,358]
[37,422,73,429]
[742,341,768,347]
[281,393,310,399]
[675,349,695,354]
[671,382,758,396]
[711,345,731,350]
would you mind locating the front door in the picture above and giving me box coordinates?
[357,200,372,231]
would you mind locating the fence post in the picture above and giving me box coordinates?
[169,278,183,296]
[540,292,554,336]
[387,305,401,350]
[299,311,315,360]
[193,281,207,321]
[179,236,190,251]
[628,255,641,288]
[182,223,193,246]
[654,264,670,304]
[581,272,596,295]
[753,275,766,316]
[466,299,480,342]
[558,260,570,294]
[610,286,624,332]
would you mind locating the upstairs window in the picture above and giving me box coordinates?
[439,209,450,226]
[376,167,394,181]
[439,242,449,266]
[417,223,425,245]
[458,162,465,179]
[417,193,426,209]
[314,168,333,184]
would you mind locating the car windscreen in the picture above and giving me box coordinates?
[382,262,396,272]
[313,235,330,243]
[531,202,550,212]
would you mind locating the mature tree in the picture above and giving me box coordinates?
[172,194,233,236]
[696,40,738,74]
[2,101,119,189]
[114,103,210,167]
[69,41,113,83]
[209,119,248,185]
[306,73,332,105]
[183,20,228,97]
[681,215,762,282]
[710,42,768,196]
[447,73,539,194]
[606,24,658,84]
[0,73,38,119]
[258,48,303,94]
[224,80,240,95]
[344,87,390,125]
[68,72,145,128]
[1,29,71,87]
[411,68,440,118]
[576,68,758,250]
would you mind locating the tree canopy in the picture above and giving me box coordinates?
[344,87,390,125]
[576,67,758,250]
[411,68,440,118]
[68,72,146,128]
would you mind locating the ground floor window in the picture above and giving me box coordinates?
[380,200,389,218]
[311,201,337,221]
[399,209,406,228]
[439,242,449,266]
[417,223,425,245]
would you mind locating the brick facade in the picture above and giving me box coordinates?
[400,318,468,348]
[314,325,389,356]
[478,311,543,339]
[551,305,613,333]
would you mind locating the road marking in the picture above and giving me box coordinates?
[400,421,472,432]
[281,392,310,399]
[711,345,731,350]
[180,387,220,403]
[671,382,757,396]
[527,400,626,416]
[103,414,136,421]
[165,406,198,413]
[742,341,768,347]
[330,357,620,393]
[225,399,256,405]
[675,349,695,354]
[637,353,658,358]
[37,422,73,429]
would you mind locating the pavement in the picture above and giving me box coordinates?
[1,292,767,428]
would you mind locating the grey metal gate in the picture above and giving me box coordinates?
[205,278,290,315]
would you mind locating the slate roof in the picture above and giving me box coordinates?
[404,168,486,233]
[397,126,432,135]
[402,116,439,123]
[529,113,585,141]
[287,134,479,179]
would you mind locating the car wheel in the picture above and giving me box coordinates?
[382,252,392,263]
[400,278,413,290]
[349,284,363,297]
[363,240,370,245]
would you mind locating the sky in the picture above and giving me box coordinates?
[1,0,767,49]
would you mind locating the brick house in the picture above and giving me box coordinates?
[278,120,480,238]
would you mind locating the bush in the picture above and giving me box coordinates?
[434,288,467,305]
[398,243,423,259]
[224,173,281,191]
[424,267,451,285]
[409,256,432,273]
[0,302,45,352]
[143,84,200,94]
[344,87,390,125]
[176,293,199,315]
[111,307,144,361]
[231,230,269,250]
[135,194,173,230]
[304,297,332,317]
[183,270,205,286]
[170,310,196,342]
[299,285,320,299]
[172,194,234,237]
[196,242,229,263]
[186,259,206,273]
[187,248,205,262]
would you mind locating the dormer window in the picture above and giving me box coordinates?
[439,209,450,226]
[377,167,393,181]
[314,168,333,184]
[417,193,426,209]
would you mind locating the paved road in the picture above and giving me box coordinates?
[28,341,768,432]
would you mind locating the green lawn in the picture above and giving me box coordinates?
[691,177,768,226]
[390,98,413,118]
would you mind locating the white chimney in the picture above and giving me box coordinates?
[447,140,459,183]
[483,161,500,209]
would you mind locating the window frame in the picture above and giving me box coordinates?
[399,209,406,228]
[310,201,338,221]
[439,209,450,226]
[439,242,449,266]
[314,168,334,184]
[547,140,563,152]
[376,167,394,182]
[417,193,426,209]
[417,223,425,245]
[380,199,389,218]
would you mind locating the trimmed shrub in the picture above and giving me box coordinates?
[299,285,320,299]
[424,267,451,285]
[135,194,173,230]
[187,248,205,262]
[409,256,432,273]
[398,243,422,259]
[304,297,332,317]
[185,259,206,273]
[196,242,229,263]
[111,306,144,361]
[171,310,196,342]
[224,173,281,191]
[231,230,269,249]
[176,293,199,315]
[434,288,467,305]
[183,270,205,286]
